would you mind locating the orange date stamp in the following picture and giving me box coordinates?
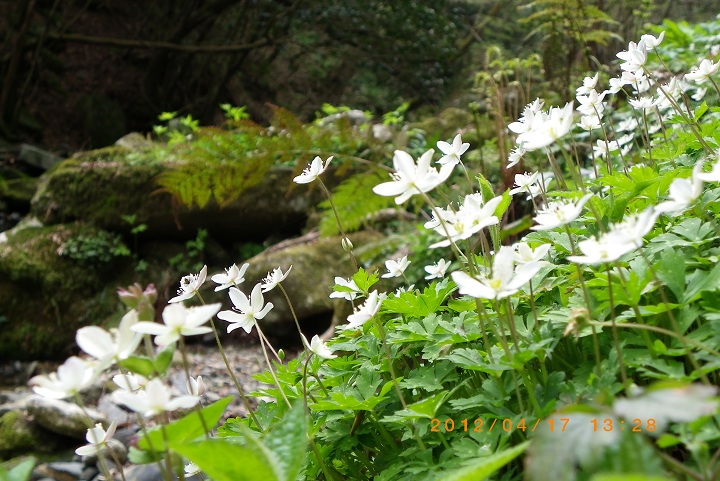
[429,417,658,433]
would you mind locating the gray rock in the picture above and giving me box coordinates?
[18,144,61,171]
[80,466,99,481]
[95,395,131,428]
[40,462,84,481]
[0,409,69,459]
[124,464,164,481]
[26,395,106,439]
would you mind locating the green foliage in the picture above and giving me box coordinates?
[0,457,36,481]
[169,229,208,274]
[56,230,129,265]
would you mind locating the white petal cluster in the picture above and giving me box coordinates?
[656,163,704,215]
[169,266,207,303]
[531,194,593,231]
[293,156,332,184]
[217,284,274,334]
[30,356,96,399]
[373,149,454,204]
[329,276,362,301]
[302,334,337,359]
[114,378,199,417]
[382,256,411,278]
[76,421,117,456]
[685,59,720,84]
[568,208,660,264]
[132,303,220,346]
[211,263,249,291]
[76,309,141,367]
[424,259,451,280]
[510,102,575,152]
[347,291,386,328]
[425,193,502,248]
[436,134,470,166]
[451,245,544,300]
[261,266,292,292]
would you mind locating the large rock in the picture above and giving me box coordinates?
[30,147,329,242]
[26,395,106,439]
[0,410,69,460]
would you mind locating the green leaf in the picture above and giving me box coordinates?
[433,442,528,481]
[174,439,279,481]
[684,262,720,303]
[153,344,175,374]
[590,475,673,481]
[655,248,685,302]
[352,268,379,294]
[0,457,36,481]
[263,402,308,481]
[118,356,155,378]
[139,396,234,453]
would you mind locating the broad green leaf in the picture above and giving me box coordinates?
[655,248,685,302]
[118,355,155,378]
[432,442,528,481]
[684,262,720,303]
[174,438,278,481]
[0,457,36,481]
[263,402,308,481]
[613,382,718,433]
[139,396,234,453]
[153,344,175,374]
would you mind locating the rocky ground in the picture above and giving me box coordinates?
[0,339,294,481]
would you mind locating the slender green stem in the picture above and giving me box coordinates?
[178,337,210,437]
[278,283,309,355]
[255,322,291,407]
[605,264,629,388]
[318,178,358,270]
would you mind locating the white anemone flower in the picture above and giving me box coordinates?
[576,73,599,96]
[113,379,199,417]
[437,134,470,166]
[451,245,543,300]
[426,193,502,248]
[347,291,386,328]
[76,309,142,367]
[293,156,333,184]
[382,256,411,278]
[424,259,451,279]
[168,265,207,303]
[514,242,551,265]
[567,237,635,265]
[685,59,720,84]
[531,194,593,231]
[329,276,362,301]
[112,373,147,392]
[301,334,337,359]
[218,284,274,334]
[640,31,665,49]
[373,149,454,204]
[260,266,292,292]
[211,263,249,291]
[185,463,201,477]
[656,163,704,215]
[132,303,220,346]
[509,172,540,196]
[186,376,206,396]
[516,102,575,151]
[30,356,96,399]
[75,421,117,456]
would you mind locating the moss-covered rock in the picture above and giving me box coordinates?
[0,221,135,361]
[30,146,327,242]
[0,410,69,460]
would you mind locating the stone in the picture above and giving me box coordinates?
[231,230,384,337]
[0,410,68,460]
[124,464,164,481]
[37,462,84,481]
[25,396,106,439]
[18,145,62,172]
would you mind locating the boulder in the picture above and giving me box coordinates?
[0,410,69,460]
[30,147,330,242]
[25,395,106,439]
[214,230,385,338]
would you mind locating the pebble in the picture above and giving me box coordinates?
[26,396,106,439]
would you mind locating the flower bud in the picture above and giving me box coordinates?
[278,349,286,361]
[341,237,354,252]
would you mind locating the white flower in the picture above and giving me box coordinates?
[217,284,274,334]
[567,237,634,264]
[696,156,720,182]
[426,193,502,248]
[514,242,551,264]
[617,41,648,71]
[169,265,207,303]
[640,31,664,49]
[30,357,96,399]
[301,334,337,359]
[185,463,201,477]
[186,376,206,396]
[424,259,451,279]
[76,309,142,367]
[509,172,540,196]
[576,89,607,116]
[531,194,593,231]
[113,379,199,417]
[75,421,117,456]
[437,134,470,166]
[576,73,599,96]
[347,291,386,328]
[261,266,292,292]
[685,59,720,84]
[373,149,454,204]
[507,145,527,168]
[382,256,411,278]
[616,117,639,132]
[329,276,362,301]
[293,156,333,184]
[656,163,704,215]
[629,96,660,110]
[593,139,620,158]
[112,373,147,392]
[132,303,220,346]
[603,207,660,249]
[578,115,601,131]
[516,102,575,151]
[692,87,707,101]
[211,263,249,291]
[451,245,543,300]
